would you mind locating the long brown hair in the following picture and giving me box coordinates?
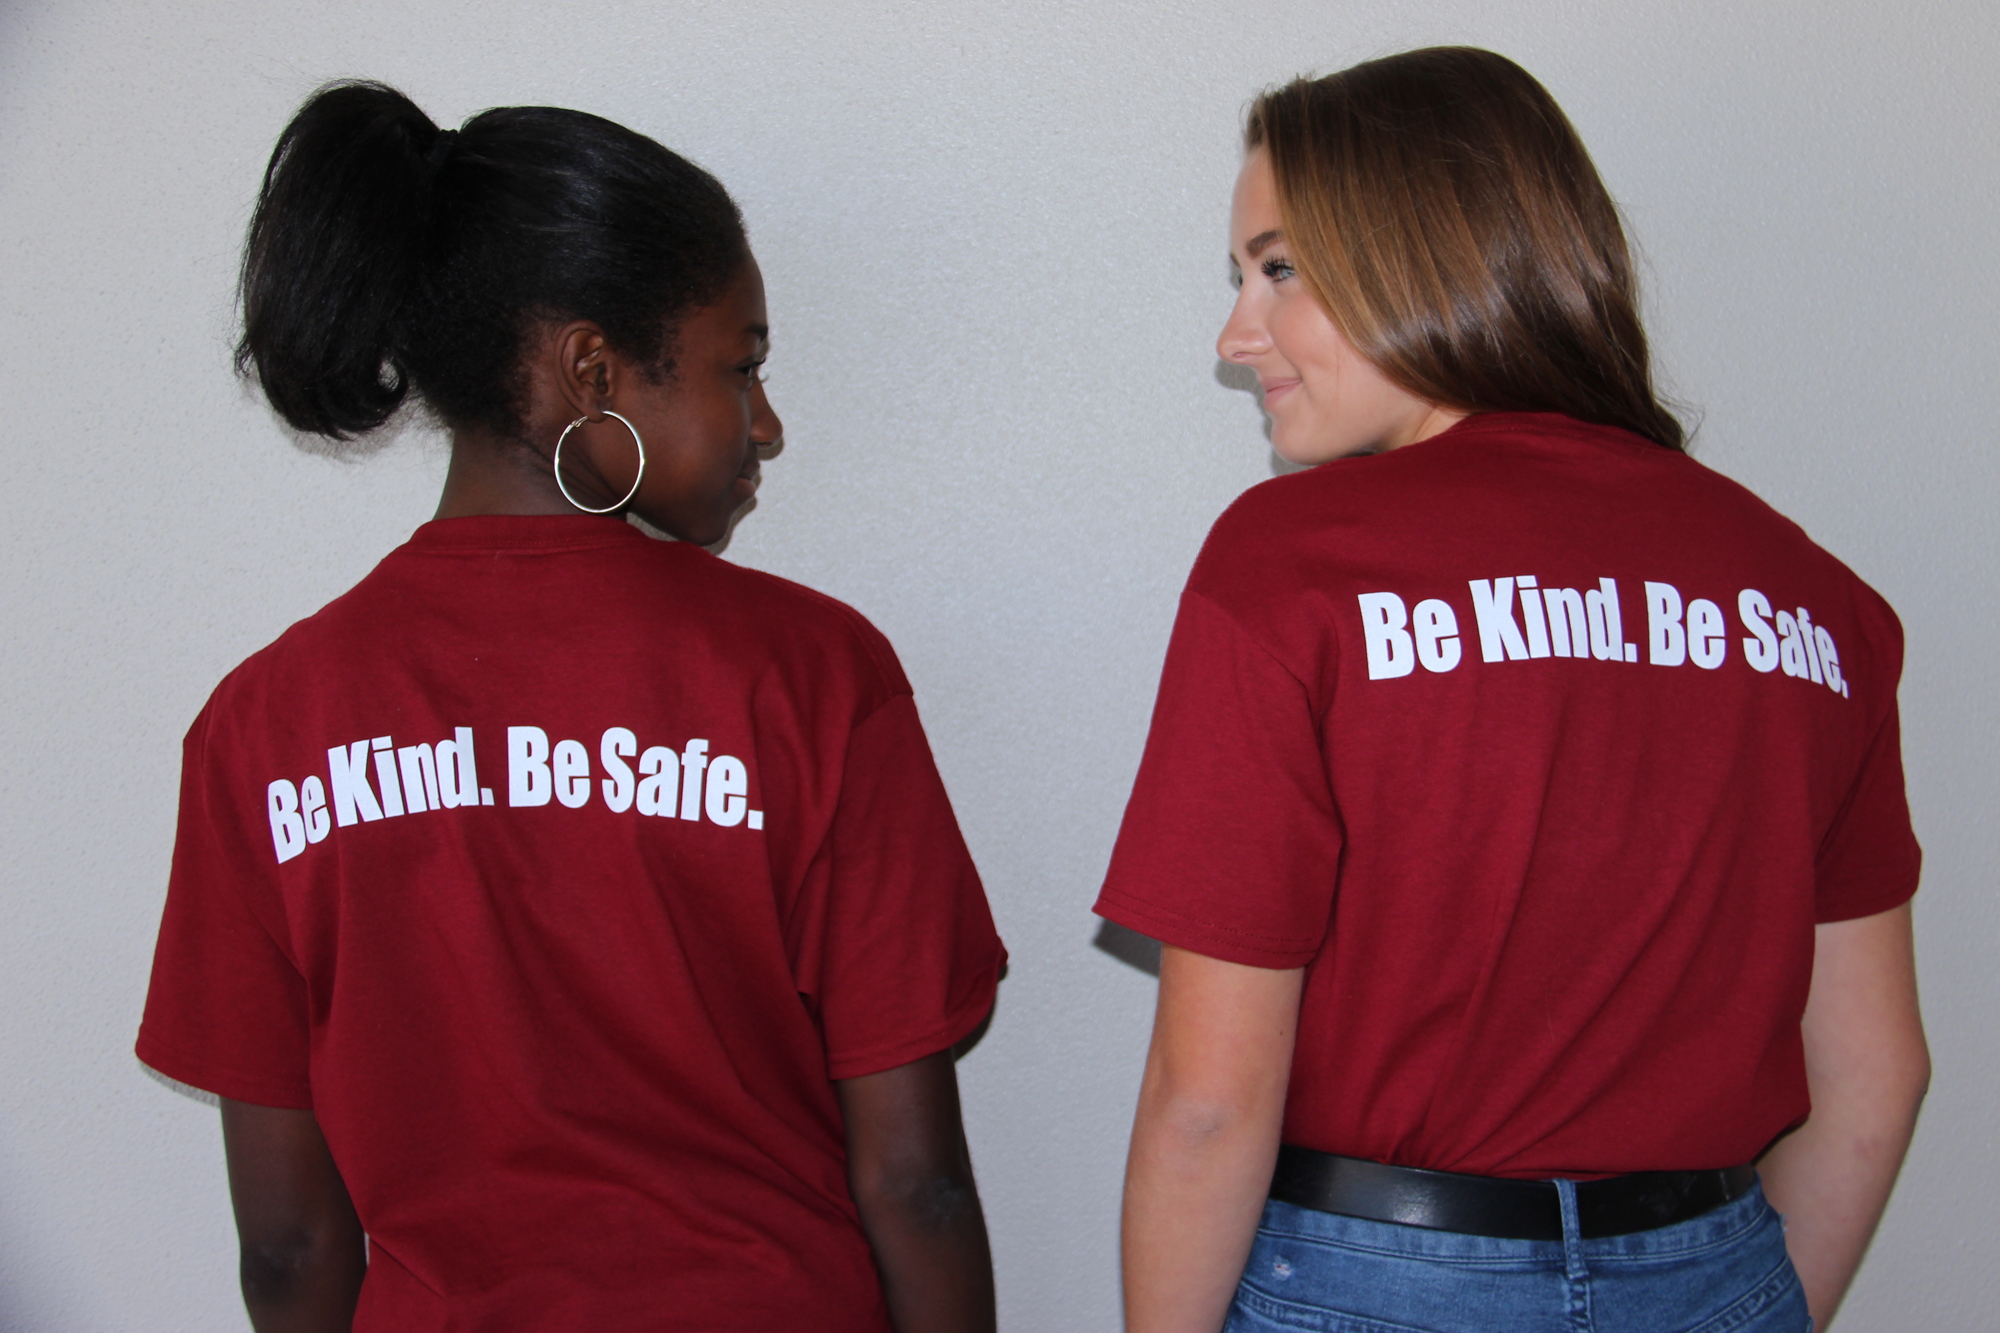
[1246,47,1685,450]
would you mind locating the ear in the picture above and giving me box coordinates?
[550,321,621,420]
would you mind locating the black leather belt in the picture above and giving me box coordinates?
[1270,1145,1759,1241]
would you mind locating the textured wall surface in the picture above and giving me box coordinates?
[1,1,1994,1328]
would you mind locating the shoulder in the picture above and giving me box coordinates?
[1191,466,1344,584]
[1610,435,1909,653]
[1194,412,1884,574]
[1183,441,1444,603]
[1182,411,1906,656]
[690,552,914,697]
[197,568,391,731]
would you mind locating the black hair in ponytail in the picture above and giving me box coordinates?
[236,80,746,442]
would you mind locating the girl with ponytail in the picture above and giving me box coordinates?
[140,81,1003,1333]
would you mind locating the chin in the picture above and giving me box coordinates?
[673,522,724,547]
[1272,438,1338,467]
[1269,430,1309,466]
[1274,430,1383,466]
[693,512,741,548]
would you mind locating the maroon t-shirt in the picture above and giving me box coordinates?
[1096,413,1918,1180]
[139,515,1004,1331]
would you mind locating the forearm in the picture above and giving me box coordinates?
[1122,947,1302,1333]
[1758,1055,1926,1326]
[239,1228,367,1333]
[851,1165,995,1333]
[837,1050,995,1333]
[1757,904,1929,1329]
[1122,1067,1285,1333]
[220,1100,366,1333]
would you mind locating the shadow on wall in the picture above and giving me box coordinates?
[257,374,425,463]
[1093,920,1162,978]
[140,1059,218,1108]
[692,429,787,557]
[1211,357,1304,479]
[955,959,1007,1060]
[1077,362,1273,987]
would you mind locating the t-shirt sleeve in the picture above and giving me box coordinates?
[1095,589,1344,969]
[136,709,314,1108]
[1814,698,1922,923]
[809,694,1005,1080]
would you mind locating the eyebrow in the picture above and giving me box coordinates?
[1243,229,1283,259]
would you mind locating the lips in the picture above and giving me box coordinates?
[732,463,761,498]
[1259,377,1302,406]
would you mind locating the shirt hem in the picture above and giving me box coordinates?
[1814,872,1920,924]
[1093,892,1319,970]
[135,1028,313,1109]
[823,945,1007,1081]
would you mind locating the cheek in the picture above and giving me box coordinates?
[647,396,736,466]
[1270,304,1344,390]
[613,400,671,452]
[691,398,755,483]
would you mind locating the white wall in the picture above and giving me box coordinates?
[1,1,1993,1327]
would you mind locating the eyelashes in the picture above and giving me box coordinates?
[1229,256,1299,289]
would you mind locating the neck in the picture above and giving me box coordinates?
[1390,403,1470,452]
[433,430,577,520]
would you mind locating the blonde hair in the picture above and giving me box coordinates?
[1247,47,1684,450]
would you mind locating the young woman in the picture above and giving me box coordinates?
[1100,48,1927,1333]
[138,82,1004,1332]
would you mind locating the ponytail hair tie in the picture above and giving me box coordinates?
[426,128,459,176]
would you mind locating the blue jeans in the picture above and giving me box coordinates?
[1225,1180,1809,1332]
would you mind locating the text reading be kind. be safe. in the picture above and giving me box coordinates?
[264,727,762,865]
[1359,576,1851,691]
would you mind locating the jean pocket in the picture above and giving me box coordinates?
[1227,1282,1451,1333]
[1680,1250,1810,1333]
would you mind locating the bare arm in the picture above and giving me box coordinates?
[836,1048,995,1333]
[1122,945,1304,1333]
[1758,901,1929,1329]
[219,1100,366,1333]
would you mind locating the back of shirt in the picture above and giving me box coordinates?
[140,515,1004,1331]
[1097,413,1917,1178]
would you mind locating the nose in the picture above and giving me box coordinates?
[751,380,782,450]
[1216,287,1269,363]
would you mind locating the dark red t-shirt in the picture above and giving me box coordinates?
[139,515,1005,1331]
[1096,413,1918,1180]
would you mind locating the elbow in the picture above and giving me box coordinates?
[239,1228,315,1306]
[238,1221,359,1310]
[1139,1068,1271,1150]
[852,1165,985,1233]
[1883,1020,1932,1113]
[1153,1092,1248,1147]
[1809,1027,1932,1127]
[1906,1041,1932,1110]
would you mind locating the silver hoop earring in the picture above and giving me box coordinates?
[552,410,647,514]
